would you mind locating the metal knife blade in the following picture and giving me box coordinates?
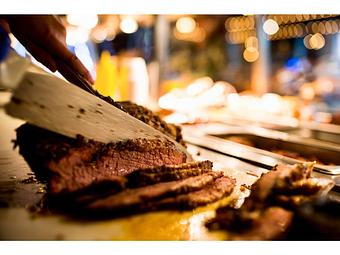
[4,71,190,158]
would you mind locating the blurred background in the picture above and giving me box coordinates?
[9,14,340,126]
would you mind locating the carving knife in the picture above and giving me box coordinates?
[4,68,191,159]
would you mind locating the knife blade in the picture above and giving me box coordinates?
[4,71,191,158]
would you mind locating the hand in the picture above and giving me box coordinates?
[5,15,94,84]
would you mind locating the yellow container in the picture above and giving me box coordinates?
[94,51,118,98]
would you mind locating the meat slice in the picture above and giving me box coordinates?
[243,162,330,210]
[15,124,189,194]
[126,160,213,187]
[73,161,213,204]
[86,171,225,212]
[150,176,236,209]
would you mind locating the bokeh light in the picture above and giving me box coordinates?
[176,17,196,34]
[263,19,279,35]
[67,14,98,30]
[120,16,138,34]
[243,47,259,62]
[309,33,325,50]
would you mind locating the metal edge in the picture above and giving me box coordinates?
[183,131,340,175]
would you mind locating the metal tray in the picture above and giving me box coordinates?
[284,128,340,144]
[280,122,340,145]
[215,133,340,166]
[183,129,340,175]
[216,115,340,143]
[227,117,340,144]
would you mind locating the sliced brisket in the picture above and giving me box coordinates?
[72,160,214,204]
[206,163,334,240]
[126,160,213,187]
[150,176,236,210]
[207,206,294,240]
[16,124,188,194]
[86,171,227,212]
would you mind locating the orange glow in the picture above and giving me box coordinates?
[245,36,258,50]
[243,47,259,62]
[303,34,313,49]
[309,33,325,50]
[300,84,315,100]
[173,26,206,43]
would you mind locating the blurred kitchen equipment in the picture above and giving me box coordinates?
[119,56,150,106]
[94,54,150,107]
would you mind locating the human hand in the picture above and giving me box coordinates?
[5,15,94,84]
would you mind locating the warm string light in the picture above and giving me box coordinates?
[263,19,279,35]
[270,14,336,25]
[243,47,259,62]
[269,19,339,42]
[225,16,255,32]
[227,15,340,44]
[243,36,259,62]
[244,36,258,49]
[226,30,255,44]
[304,33,325,50]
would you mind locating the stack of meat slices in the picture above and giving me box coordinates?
[14,101,236,216]
[206,163,334,240]
[75,161,236,215]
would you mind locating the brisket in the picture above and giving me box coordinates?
[73,161,214,204]
[16,124,188,194]
[207,206,294,240]
[14,99,239,217]
[86,171,226,212]
[126,160,213,187]
[206,163,334,240]
[150,176,236,210]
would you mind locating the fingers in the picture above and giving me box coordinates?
[0,18,10,33]
[19,37,57,72]
[55,58,84,86]
[65,53,95,84]
[7,15,94,84]
[26,36,94,85]
[41,25,94,84]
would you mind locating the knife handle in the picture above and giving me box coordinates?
[54,57,96,95]
[54,57,126,112]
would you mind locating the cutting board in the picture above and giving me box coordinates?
[0,107,264,240]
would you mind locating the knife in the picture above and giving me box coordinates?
[54,57,97,96]
[4,70,191,159]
